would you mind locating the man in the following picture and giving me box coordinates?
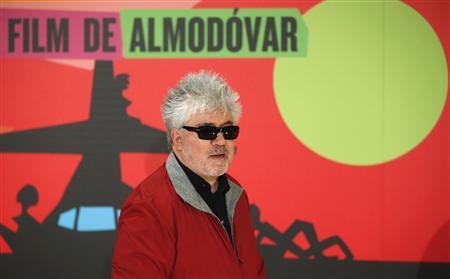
[112,71,266,278]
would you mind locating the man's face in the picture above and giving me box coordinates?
[172,110,237,183]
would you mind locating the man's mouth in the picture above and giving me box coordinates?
[209,153,226,159]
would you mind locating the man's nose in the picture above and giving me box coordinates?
[212,132,226,145]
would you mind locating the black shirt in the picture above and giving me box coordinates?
[175,155,233,242]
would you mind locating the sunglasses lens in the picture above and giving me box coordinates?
[197,126,218,140]
[222,126,239,140]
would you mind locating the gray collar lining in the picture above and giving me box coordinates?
[165,152,243,236]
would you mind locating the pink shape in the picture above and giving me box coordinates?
[47,59,95,70]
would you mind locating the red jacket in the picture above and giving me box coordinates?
[112,153,266,278]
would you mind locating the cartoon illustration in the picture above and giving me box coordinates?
[0,61,168,276]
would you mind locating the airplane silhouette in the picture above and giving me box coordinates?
[0,60,168,277]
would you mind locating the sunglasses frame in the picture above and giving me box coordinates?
[182,125,240,140]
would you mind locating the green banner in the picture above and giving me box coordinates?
[120,9,307,58]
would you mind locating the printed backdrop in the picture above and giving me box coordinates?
[1,0,449,278]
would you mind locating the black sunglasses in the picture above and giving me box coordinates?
[182,125,240,140]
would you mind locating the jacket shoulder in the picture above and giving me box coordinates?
[121,164,177,211]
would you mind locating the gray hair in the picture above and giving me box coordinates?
[161,70,242,146]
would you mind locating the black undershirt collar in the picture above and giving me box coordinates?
[174,154,232,242]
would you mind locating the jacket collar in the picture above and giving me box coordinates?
[165,152,243,222]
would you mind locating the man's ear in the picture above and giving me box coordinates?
[171,128,182,151]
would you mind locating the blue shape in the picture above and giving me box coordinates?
[57,208,77,230]
[116,209,121,220]
[77,206,116,232]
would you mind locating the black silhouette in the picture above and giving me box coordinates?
[250,205,353,262]
[0,61,168,278]
[0,185,42,256]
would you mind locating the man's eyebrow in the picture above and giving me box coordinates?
[196,120,234,127]
[197,122,215,127]
[220,120,234,126]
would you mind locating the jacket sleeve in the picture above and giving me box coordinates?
[112,197,175,279]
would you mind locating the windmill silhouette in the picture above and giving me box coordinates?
[0,60,168,278]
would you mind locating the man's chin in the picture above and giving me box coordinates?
[204,164,229,177]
